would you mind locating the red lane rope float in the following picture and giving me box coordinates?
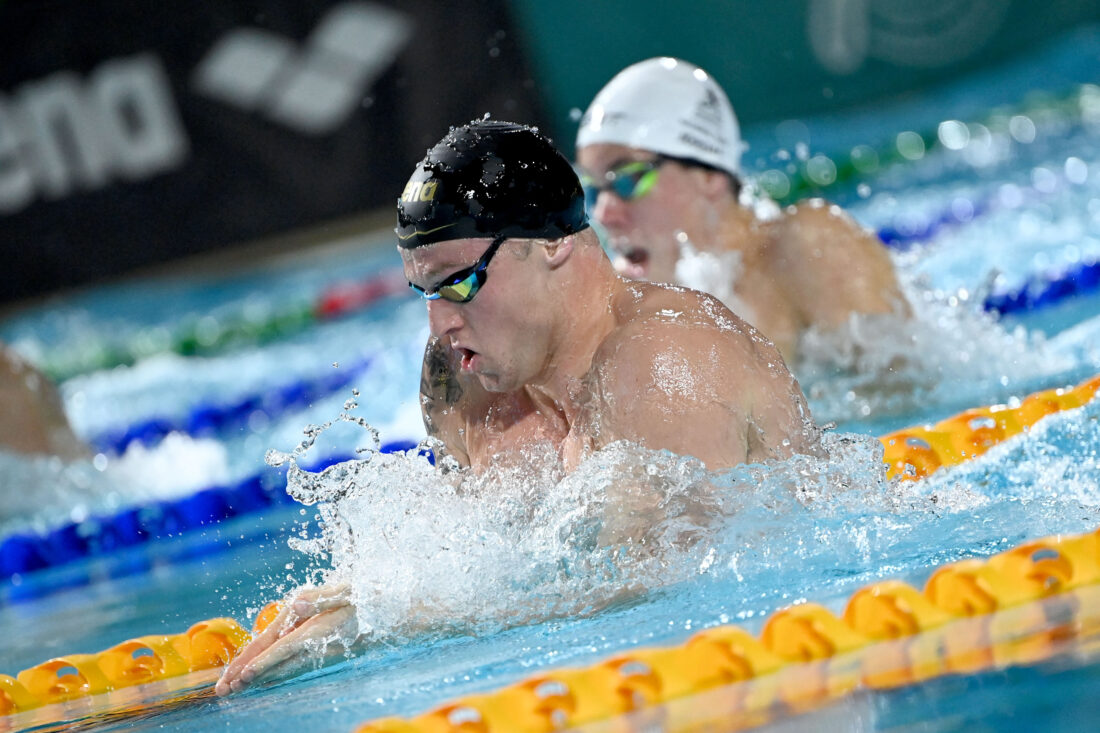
[36,269,410,383]
[3,374,1098,728]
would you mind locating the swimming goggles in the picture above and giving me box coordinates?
[408,234,506,303]
[578,157,664,212]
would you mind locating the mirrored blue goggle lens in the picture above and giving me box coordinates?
[408,271,482,303]
[436,272,480,302]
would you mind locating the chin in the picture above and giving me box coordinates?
[476,372,511,393]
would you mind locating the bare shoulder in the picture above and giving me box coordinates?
[604,282,771,362]
[0,346,85,458]
[774,199,874,252]
[589,282,816,467]
[771,199,907,324]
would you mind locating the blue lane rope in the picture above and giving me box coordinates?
[6,256,1096,599]
[869,176,1100,317]
[87,356,376,455]
[875,197,992,249]
[82,250,1100,460]
[983,255,1100,315]
[0,440,424,601]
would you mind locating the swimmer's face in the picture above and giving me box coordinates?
[576,143,716,284]
[401,237,549,393]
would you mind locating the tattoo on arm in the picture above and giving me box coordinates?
[420,339,464,437]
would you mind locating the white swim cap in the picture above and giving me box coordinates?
[576,57,744,177]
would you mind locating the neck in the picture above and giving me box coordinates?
[717,201,767,268]
[526,238,620,418]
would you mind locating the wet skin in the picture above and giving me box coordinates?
[217,228,819,695]
[576,143,909,362]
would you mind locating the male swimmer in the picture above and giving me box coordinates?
[575,57,909,362]
[216,120,819,695]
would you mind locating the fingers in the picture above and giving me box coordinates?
[289,583,351,621]
[236,604,358,686]
[216,601,298,696]
[215,590,356,697]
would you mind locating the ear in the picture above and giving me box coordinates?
[697,168,731,202]
[542,236,575,270]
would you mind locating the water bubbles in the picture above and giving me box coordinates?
[850,145,879,174]
[805,155,837,186]
[1030,166,1058,193]
[1065,156,1089,184]
[896,131,926,161]
[937,120,971,150]
[797,270,1072,426]
[758,170,791,200]
[1009,114,1037,143]
[998,183,1025,209]
[949,197,975,223]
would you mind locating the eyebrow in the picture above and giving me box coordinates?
[410,236,505,292]
[405,251,474,288]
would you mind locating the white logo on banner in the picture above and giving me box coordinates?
[192,2,412,135]
[0,54,189,215]
[808,0,1008,75]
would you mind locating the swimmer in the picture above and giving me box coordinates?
[575,57,909,362]
[0,343,85,459]
[216,119,819,695]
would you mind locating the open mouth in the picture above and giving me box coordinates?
[454,346,477,371]
[612,245,650,279]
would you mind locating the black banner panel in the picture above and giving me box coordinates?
[0,0,543,303]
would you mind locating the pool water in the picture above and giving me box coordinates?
[4,25,1100,733]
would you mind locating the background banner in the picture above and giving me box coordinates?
[508,0,1100,150]
[0,0,543,303]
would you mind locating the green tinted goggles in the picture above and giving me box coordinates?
[579,157,663,212]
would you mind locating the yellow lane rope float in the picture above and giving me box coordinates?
[0,618,248,716]
[1,373,1098,729]
[881,373,1100,480]
[350,533,1100,733]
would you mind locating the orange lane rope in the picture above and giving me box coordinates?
[2,373,1097,729]
[352,373,1100,732]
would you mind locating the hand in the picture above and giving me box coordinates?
[215,583,358,696]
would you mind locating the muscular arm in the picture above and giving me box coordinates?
[776,201,910,330]
[419,337,472,467]
[587,303,816,470]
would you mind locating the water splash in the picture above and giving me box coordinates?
[0,434,230,535]
[796,270,1089,427]
[278,387,1073,651]
[673,237,760,329]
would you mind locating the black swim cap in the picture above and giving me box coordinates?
[396,119,589,248]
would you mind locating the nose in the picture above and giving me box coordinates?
[426,298,463,339]
[593,190,630,231]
